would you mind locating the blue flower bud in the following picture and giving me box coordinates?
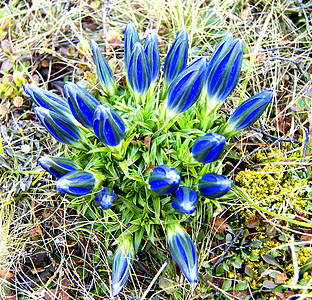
[92,105,125,146]
[64,82,99,129]
[172,186,198,214]
[111,237,134,297]
[34,107,82,146]
[56,170,95,195]
[204,34,243,107]
[124,22,140,70]
[206,33,234,71]
[167,57,207,113]
[38,156,79,178]
[144,31,160,83]
[226,90,273,132]
[90,39,116,95]
[192,132,226,163]
[94,187,117,209]
[198,173,232,199]
[163,29,188,87]
[127,42,152,100]
[23,84,72,118]
[149,165,181,195]
[167,224,198,283]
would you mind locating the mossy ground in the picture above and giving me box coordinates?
[0,0,311,299]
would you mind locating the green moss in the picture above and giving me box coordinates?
[236,162,309,213]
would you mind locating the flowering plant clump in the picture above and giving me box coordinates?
[23,23,273,297]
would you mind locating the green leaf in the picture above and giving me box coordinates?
[222,279,232,291]
[153,196,160,216]
[134,227,144,253]
[121,197,142,214]
[235,281,248,291]
[262,254,283,270]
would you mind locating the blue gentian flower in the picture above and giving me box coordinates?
[56,169,95,195]
[144,31,160,83]
[111,237,134,297]
[172,186,198,214]
[163,29,188,88]
[167,224,198,283]
[127,42,152,100]
[124,22,140,70]
[167,57,207,113]
[38,156,79,178]
[23,84,72,119]
[204,33,243,108]
[90,39,116,95]
[94,187,117,209]
[34,107,82,146]
[92,104,125,146]
[226,90,273,132]
[64,82,99,129]
[198,173,232,199]
[149,165,181,195]
[192,132,226,163]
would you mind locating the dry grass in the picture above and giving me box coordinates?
[0,0,311,299]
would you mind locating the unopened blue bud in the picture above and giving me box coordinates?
[124,22,140,70]
[90,40,116,95]
[111,237,134,297]
[149,165,181,195]
[205,33,243,107]
[167,224,198,283]
[64,82,99,129]
[227,90,273,132]
[172,186,198,214]
[163,29,188,87]
[192,132,226,163]
[56,169,95,195]
[93,105,125,146]
[198,173,232,199]
[167,57,207,113]
[94,187,117,209]
[144,31,160,83]
[127,42,152,99]
[38,156,79,178]
[34,107,82,146]
[23,84,72,118]
[206,33,234,71]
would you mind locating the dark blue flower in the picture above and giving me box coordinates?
[92,105,125,146]
[64,82,99,129]
[90,39,116,95]
[124,22,140,70]
[167,224,198,283]
[111,237,134,297]
[34,107,82,146]
[149,165,181,195]
[23,84,72,118]
[127,42,152,100]
[198,173,232,199]
[144,31,160,83]
[192,132,226,163]
[38,156,79,178]
[56,170,95,195]
[163,29,188,88]
[204,33,243,108]
[227,90,273,132]
[94,187,117,209]
[167,57,207,113]
[172,186,198,214]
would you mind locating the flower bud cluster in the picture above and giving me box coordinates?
[23,22,274,297]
